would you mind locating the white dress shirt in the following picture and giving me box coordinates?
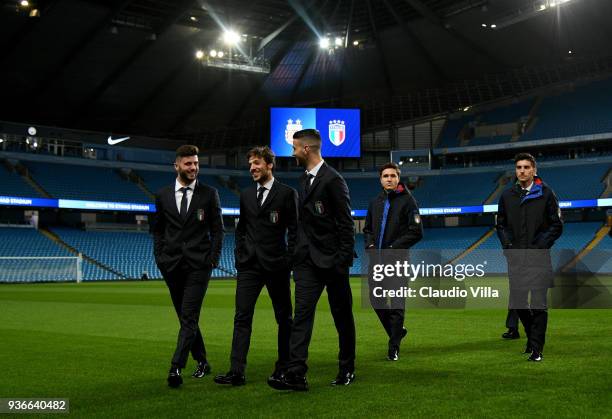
[257,176,275,206]
[305,159,325,185]
[175,178,196,213]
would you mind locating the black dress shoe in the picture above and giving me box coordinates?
[387,346,399,361]
[331,371,355,386]
[192,361,211,378]
[167,367,183,388]
[214,371,246,386]
[502,328,520,339]
[528,351,543,362]
[268,373,308,391]
[267,370,284,387]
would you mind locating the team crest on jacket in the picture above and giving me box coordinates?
[285,119,303,145]
[314,201,325,215]
[269,210,279,224]
[197,209,205,222]
[328,120,346,146]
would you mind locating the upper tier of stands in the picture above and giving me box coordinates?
[438,77,612,146]
[522,78,612,141]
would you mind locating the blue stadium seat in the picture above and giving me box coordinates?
[0,227,116,282]
[522,78,612,140]
[25,162,150,203]
[0,166,42,198]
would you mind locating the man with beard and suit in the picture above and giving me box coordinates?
[496,152,563,362]
[214,146,298,386]
[364,162,423,361]
[150,145,224,387]
[269,128,356,391]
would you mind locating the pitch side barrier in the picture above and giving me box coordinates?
[0,195,610,215]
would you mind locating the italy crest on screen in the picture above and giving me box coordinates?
[285,119,303,145]
[328,120,346,146]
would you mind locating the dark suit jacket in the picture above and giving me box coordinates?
[496,177,563,250]
[234,179,298,272]
[150,180,224,273]
[294,162,355,270]
[363,182,423,250]
[496,176,563,289]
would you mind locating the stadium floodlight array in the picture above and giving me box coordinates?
[0,256,83,283]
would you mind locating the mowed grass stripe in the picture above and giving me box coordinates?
[0,281,610,418]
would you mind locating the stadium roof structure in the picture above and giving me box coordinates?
[1,0,612,146]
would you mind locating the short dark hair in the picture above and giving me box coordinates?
[175,144,199,160]
[514,152,536,167]
[247,146,275,168]
[293,128,321,144]
[379,162,401,177]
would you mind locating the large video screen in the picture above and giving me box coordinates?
[270,107,360,157]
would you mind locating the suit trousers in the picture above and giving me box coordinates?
[505,309,519,329]
[510,287,548,352]
[230,263,293,374]
[164,264,212,368]
[368,273,406,350]
[287,256,356,376]
[374,307,405,349]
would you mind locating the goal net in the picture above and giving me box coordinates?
[0,256,83,283]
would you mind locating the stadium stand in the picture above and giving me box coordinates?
[0,227,117,282]
[0,164,42,198]
[537,163,610,200]
[438,117,468,148]
[24,162,150,203]
[463,222,606,274]
[411,171,500,207]
[49,227,236,279]
[522,78,612,141]
[412,226,491,264]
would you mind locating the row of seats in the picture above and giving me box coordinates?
[24,162,150,203]
[0,159,608,209]
[0,227,118,282]
[1,223,608,282]
[439,77,612,146]
[0,165,41,198]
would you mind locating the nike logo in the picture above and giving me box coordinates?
[107,136,130,145]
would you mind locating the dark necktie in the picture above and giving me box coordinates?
[304,173,314,194]
[179,187,189,218]
[257,186,266,207]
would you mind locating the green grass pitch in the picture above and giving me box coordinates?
[1,279,611,418]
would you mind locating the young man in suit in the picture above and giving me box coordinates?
[150,145,224,388]
[363,162,423,361]
[269,129,356,392]
[496,152,563,362]
[214,146,298,386]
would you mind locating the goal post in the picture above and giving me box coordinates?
[0,255,84,283]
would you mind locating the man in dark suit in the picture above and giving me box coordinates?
[497,152,563,362]
[269,129,356,392]
[214,146,297,386]
[150,145,224,387]
[364,162,423,361]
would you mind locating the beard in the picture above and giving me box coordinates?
[178,169,196,184]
